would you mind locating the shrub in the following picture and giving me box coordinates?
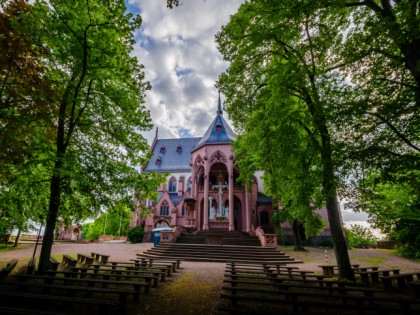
[127,225,144,243]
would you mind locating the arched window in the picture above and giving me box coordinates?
[160,201,169,216]
[215,124,222,132]
[156,158,161,165]
[209,174,217,186]
[160,146,166,153]
[169,176,177,192]
[176,144,182,152]
[187,177,192,191]
[181,204,185,216]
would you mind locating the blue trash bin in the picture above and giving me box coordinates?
[153,231,161,246]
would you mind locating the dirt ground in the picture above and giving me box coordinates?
[1,242,419,315]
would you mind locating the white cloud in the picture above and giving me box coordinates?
[128,0,243,142]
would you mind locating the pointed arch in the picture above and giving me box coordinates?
[209,150,227,165]
[168,176,177,192]
[160,200,170,216]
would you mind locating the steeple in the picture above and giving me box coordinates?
[194,94,236,150]
[217,91,223,115]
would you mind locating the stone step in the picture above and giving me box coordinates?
[145,251,291,261]
[155,243,284,253]
[139,252,300,264]
[140,243,299,264]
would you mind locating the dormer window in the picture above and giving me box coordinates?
[156,158,161,165]
[169,176,177,192]
[215,124,222,132]
[176,144,182,152]
[160,146,166,153]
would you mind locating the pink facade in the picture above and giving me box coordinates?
[133,97,333,244]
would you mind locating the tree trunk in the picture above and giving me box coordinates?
[320,132,354,280]
[37,166,62,274]
[13,229,21,247]
[37,91,68,274]
[292,219,304,251]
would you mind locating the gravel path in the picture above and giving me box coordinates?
[1,242,419,315]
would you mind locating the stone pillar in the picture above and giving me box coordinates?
[203,158,209,230]
[228,163,234,231]
[245,184,251,232]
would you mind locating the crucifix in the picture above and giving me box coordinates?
[212,182,228,217]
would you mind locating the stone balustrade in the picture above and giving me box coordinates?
[255,226,277,248]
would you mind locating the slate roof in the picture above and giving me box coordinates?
[194,97,236,149]
[194,114,236,149]
[168,193,182,206]
[143,137,200,172]
[257,192,272,205]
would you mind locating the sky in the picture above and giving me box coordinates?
[127,0,243,144]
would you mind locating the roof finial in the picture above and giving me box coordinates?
[155,127,159,139]
[217,91,223,115]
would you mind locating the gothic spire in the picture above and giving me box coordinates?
[217,91,223,115]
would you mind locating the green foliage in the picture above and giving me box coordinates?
[345,224,378,247]
[82,200,133,240]
[348,170,420,258]
[127,225,144,243]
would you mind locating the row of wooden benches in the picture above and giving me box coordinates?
[229,261,420,291]
[0,254,182,315]
[219,262,420,315]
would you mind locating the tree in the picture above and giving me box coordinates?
[348,169,420,257]
[0,0,56,179]
[345,224,378,248]
[9,0,161,274]
[217,0,355,279]
[232,95,325,251]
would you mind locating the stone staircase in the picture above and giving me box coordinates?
[176,230,261,246]
[139,243,301,264]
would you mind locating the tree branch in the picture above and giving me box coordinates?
[367,112,420,152]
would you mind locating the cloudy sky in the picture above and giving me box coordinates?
[127,0,243,144]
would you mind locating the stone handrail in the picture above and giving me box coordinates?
[160,227,181,243]
[255,226,277,248]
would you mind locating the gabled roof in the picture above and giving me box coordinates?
[194,96,236,150]
[257,192,272,205]
[143,138,200,172]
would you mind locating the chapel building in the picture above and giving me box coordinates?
[132,96,332,244]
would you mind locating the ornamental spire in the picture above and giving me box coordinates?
[217,91,223,115]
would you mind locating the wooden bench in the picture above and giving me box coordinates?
[77,253,95,265]
[226,266,315,281]
[127,260,174,276]
[318,264,336,276]
[0,290,121,315]
[409,280,420,298]
[0,305,58,315]
[0,279,136,304]
[0,259,18,280]
[12,273,149,300]
[220,286,420,314]
[62,255,77,268]
[91,252,110,264]
[355,268,400,285]
[381,272,420,290]
[223,279,381,297]
[135,255,181,270]
[224,272,341,288]
[48,257,60,271]
[89,262,172,282]
[66,267,160,287]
